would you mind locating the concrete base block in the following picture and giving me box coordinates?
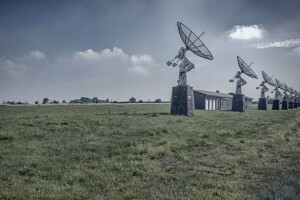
[258,98,267,110]
[272,100,280,110]
[288,102,294,109]
[170,85,195,117]
[232,94,245,112]
[282,101,288,110]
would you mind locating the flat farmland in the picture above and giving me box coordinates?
[0,105,300,199]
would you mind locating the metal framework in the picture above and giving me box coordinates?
[237,56,258,79]
[166,22,213,86]
[262,71,276,87]
[177,22,213,60]
[279,82,287,91]
[229,56,258,94]
[275,79,283,89]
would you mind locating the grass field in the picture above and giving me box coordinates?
[0,104,300,200]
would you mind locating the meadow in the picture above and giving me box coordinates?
[0,104,300,200]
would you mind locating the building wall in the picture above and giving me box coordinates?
[245,98,253,109]
[220,98,232,110]
[194,92,206,109]
[194,92,232,110]
[204,96,232,110]
[194,91,252,110]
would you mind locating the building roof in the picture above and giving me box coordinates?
[228,92,253,100]
[194,90,233,99]
[195,90,254,100]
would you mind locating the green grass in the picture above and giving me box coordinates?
[0,105,300,199]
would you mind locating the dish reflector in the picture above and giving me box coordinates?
[283,84,289,92]
[275,79,282,88]
[177,22,213,60]
[237,56,258,79]
[262,71,276,87]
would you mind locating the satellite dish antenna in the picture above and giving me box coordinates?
[273,78,283,100]
[262,71,276,87]
[281,83,290,101]
[256,71,275,99]
[166,22,213,86]
[287,86,292,94]
[229,56,258,94]
[291,87,295,94]
[177,22,213,60]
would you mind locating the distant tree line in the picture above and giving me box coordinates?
[2,101,28,105]
[2,97,167,105]
[69,97,110,104]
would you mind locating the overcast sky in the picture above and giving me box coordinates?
[1,0,300,102]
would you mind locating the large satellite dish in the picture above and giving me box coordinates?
[283,84,289,92]
[177,22,213,60]
[237,56,258,79]
[275,79,283,89]
[262,71,276,87]
[278,81,287,91]
[287,86,292,94]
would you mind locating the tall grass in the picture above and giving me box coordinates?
[0,105,299,199]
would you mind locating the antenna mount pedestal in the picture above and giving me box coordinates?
[282,100,288,110]
[232,94,245,112]
[272,99,280,110]
[258,98,267,110]
[171,85,195,117]
[294,100,298,108]
[288,102,294,109]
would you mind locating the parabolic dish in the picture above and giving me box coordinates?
[284,84,290,92]
[278,80,286,91]
[275,79,283,89]
[177,22,213,60]
[237,56,258,79]
[262,71,276,87]
[288,87,292,93]
[284,84,291,92]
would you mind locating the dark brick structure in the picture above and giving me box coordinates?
[294,101,298,108]
[232,94,245,112]
[171,85,194,117]
[288,101,294,109]
[258,98,267,110]
[272,100,280,110]
[282,100,288,110]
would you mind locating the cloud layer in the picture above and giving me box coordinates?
[71,47,153,76]
[251,38,300,49]
[229,25,264,40]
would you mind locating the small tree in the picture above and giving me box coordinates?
[43,98,49,104]
[62,100,66,103]
[155,98,162,103]
[92,97,99,103]
[138,99,143,103]
[35,101,39,104]
[129,97,136,103]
